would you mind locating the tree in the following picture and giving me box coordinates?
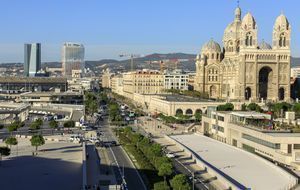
[217,103,234,111]
[241,104,247,111]
[158,162,173,186]
[29,122,40,130]
[170,174,191,190]
[49,120,58,129]
[5,137,18,149]
[0,146,10,166]
[30,135,45,152]
[247,103,262,112]
[63,120,75,128]
[194,112,202,122]
[154,181,170,190]
[35,118,43,126]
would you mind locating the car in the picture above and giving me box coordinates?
[43,114,53,121]
[69,135,82,142]
[89,137,100,143]
[82,126,93,131]
[166,153,176,158]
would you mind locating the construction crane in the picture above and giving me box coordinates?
[119,54,141,71]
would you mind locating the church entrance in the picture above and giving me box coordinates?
[245,87,251,100]
[259,66,273,100]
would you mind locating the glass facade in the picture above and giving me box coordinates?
[62,42,85,78]
[24,43,41,77]
[242,134,281,149]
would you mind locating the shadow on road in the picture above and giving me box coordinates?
[0,155,82,190]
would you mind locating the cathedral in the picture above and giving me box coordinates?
[194,6,291,102]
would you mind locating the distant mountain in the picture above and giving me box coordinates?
[292,57,300,67]
[2,54,300,72]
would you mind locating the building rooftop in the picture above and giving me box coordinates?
[171,134,296,190]
[0,77,67,84]
[229,111,271,119]
[20,91,82,97]
[160,94,221,103]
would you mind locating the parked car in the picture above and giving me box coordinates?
[89,137,100,143]
[43,114,53,121]
[166,153,176,158]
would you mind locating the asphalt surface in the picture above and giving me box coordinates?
[98,117,147,190]
[86,144,101,188]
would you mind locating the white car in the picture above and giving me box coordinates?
[69,135,82,142]
[89,137,100,143]
[166,153,176,158]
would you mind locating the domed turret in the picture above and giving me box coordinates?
[272,13,291,49]
[274,14,290,31]
[201,39,222,53]
[259,40,272,50]
[242,12,256,30]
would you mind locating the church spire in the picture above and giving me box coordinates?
[234,1,241,22]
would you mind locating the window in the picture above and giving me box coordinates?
[242,134,280,149]
[217,116,224,121]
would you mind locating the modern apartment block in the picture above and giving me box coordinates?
[62,42,85,79]
[163,69,189,90]
[24,43,41,77]
[202,111,300,169]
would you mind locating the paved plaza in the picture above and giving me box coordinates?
[0,138,82,190]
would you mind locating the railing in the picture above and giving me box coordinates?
[165,135,249,190]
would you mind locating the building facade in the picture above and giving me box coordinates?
[62,42,85,78]
[101,69,114,88]
[123,70,164,99]
[111,74,124,96]
[24,43,41,77]
[163,70,189,90]
[202,111,300,169]
[195,7,291,102]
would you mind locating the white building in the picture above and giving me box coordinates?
[202,110,300,170]
[163,70,189,90]
[62,42,85,79]
[291,67,300,78]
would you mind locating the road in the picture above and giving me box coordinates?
[86,144,101,188]
[99,117,147,190]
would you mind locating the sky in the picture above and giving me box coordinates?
[0,0,299,63]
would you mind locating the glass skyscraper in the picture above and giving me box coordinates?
[24,43,41,77]
[61,42,85,78]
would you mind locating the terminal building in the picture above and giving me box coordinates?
[202,110,300,170]
[0,77,68,100]
[18,91,83,105]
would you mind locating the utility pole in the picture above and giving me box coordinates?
[192,172,195,190]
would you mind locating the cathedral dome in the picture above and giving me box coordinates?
[201,39,222,53]
[242,12,256,29]
[274,14,290,30]
[259,40,272,50]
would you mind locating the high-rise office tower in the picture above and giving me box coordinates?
[61,42,85,78]
[24,43,41,77]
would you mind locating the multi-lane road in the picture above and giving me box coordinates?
[97,117,147,190]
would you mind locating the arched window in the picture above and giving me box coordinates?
[246,32,252,46]
[279,33,286,47]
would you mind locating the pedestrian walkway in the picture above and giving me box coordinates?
[154,137,226,190]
